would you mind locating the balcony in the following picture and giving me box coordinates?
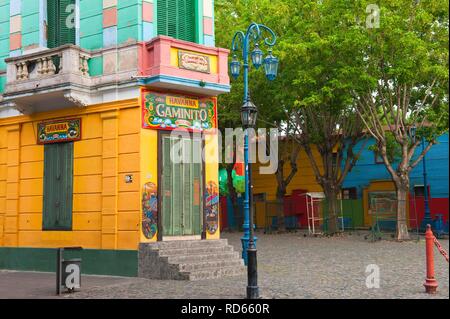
[140,36,230,96]
[3,44,93,114]
[0,37,230,116]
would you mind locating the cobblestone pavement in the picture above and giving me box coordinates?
[65,231,449,299]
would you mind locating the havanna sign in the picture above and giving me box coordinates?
[37,118,81,144]
[141,90,217,132]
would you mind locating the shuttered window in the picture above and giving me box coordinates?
[43,142,74,230]
[157,0,196,42]
[47,0,76,48]
[162,135,202,236]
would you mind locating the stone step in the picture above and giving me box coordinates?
[167,251,240,264]
[176,258,244,272]
[186,265,246,281]
[158,245,234,257]
[146,239,228,251]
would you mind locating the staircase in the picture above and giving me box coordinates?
[138,239,246,280]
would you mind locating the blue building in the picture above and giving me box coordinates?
[342,133,449,228]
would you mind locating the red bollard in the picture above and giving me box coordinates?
[424,224,438,294]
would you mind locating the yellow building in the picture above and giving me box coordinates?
[0,1,241,278]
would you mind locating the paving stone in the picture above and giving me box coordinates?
[5,231,446,299]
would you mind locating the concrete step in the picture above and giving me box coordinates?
[158,245,234,257]
[176,258,244,272]
[186,265,246,281]
[167,251,240,264]
[146,239,228,251]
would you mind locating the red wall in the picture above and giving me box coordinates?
[409,197,449,228]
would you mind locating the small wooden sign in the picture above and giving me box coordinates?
[178,50,210,73]
[37,118,81,144]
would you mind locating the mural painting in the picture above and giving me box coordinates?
[142,182,158,239]
[205,181,219,234]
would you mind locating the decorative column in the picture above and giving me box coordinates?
[101,111,119,249]
[4,124,20,247]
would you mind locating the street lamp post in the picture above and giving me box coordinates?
[409,126,432,232]
[419,135,432,232]
[230,23,278,299]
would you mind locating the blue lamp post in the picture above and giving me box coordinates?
[409,125,432,232]
[230,23,278,299]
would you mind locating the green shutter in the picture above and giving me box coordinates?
[157,0,196,42]
[162,136,172,235]
[43,143,74,230]
[59,0,76,45]
[192,140,202,235]
[47,0,76,48]
[182,138,193,235]
[47,0,59,48]
[172,139,183,236]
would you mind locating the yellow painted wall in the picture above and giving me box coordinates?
[253,145,324,200]
[0,99,142,250]
[0,96,221,249]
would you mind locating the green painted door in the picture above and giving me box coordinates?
[161,135,202,236]
[42,142,74,230]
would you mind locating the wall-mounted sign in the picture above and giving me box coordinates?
[178,50,210,73]
[37,118,81,144]
[141,90,217,132]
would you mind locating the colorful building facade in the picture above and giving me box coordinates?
[247,134,448,231]
[343,133,449,228]
[0,0,230,276]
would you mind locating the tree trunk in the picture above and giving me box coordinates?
[276,182,287,232]
[322,184,340,234]
[226,164,241,231]
[395,181,410,241]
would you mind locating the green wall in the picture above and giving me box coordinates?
[118,0,142,44]
[0,247,138,277]
[80,0,103,50]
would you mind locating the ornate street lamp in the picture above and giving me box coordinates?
[230,22,278,300]
[241,99,258,128]
[409,124,432,232]
[251,44,264,69]
[263,50,279,81]
[230,54,241,79]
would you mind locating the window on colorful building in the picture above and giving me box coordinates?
[42,142,74,231]
[157,0,196,42]
[342,187,357,200]
[414,185,430,197]
[47,0,76,48]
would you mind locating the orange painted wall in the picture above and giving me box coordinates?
[0,100,142,250]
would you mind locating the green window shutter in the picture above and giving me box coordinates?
[47,0,59,48]
[157,0,196,42]
[47,0,76,48]
[43,142,74,230]
[162,136,172,235]
[182,138,193,234]
[192,140,202,235]
[59,0,76,45]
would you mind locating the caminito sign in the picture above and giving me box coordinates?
[141,90,217,132]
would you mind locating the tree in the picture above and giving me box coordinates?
[215,0,301,229]
[353,0,449,240]
[277,0,369,234]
